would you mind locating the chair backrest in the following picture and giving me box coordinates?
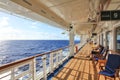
[105,54,120,73]
[103,46,109,60]
[100,47,105,54]
[102,48,109,59]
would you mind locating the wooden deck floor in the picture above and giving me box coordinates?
[52,43,120,80]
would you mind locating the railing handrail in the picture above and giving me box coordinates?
[34,45,70,57]
[0,56,34,71]
[0,45,70,71]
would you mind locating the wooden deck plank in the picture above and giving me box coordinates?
[52,43,120,80]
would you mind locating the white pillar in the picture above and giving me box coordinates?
[105,32,107,47]
[93,36,97,44]
[97,34,99,44]
[98,34,100,45]
[80,35,83,43]
[80,36,81,43]
[103,32,106,47]
[112,27,116,50]
[69,27,74,57]
[109,31,112,50]
[108,22,115,50]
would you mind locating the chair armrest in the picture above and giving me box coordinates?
[98,60,107,64]
[95,54,103,58]
[98,60,107,70]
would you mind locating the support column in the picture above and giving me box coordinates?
[80,35,83,43]
[98,34,100,45]
[80,36,81,43]
[112,27,116,51]
[103,32,106,47]
[69,25,74,57]
[96,35,99,43]
[109,32,112,50]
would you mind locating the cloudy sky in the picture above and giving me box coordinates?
[0,11,79,40]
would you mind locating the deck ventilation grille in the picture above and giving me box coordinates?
[23,0,32,6]
[41,10,46,14]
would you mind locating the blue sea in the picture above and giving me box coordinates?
[0,40,79,65]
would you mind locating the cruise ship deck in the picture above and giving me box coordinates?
[0,0,120,80]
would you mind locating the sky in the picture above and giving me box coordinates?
[0,11,80,40]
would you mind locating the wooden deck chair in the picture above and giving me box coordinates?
[98,54,120,80]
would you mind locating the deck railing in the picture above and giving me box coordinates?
[0,43,85,80]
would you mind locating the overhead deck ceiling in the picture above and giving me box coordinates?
[0,0,120,36]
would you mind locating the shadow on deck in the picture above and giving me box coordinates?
[52,43,98,80]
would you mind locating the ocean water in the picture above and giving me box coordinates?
[0,40,79,65]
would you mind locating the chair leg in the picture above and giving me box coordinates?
[96,61,98,65]
[113,77,116,80]
[97,74,100,80]
[104,76,107,80]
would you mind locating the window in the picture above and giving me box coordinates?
[116,27,120,51]
[106,31,111,49]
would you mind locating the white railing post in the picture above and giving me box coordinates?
[59,50,62,64]
[58,51,60,65]
[31,57,36,80]
[11,68,15,80]
[59,50,63,64]
[56,52,59,68]
[50,53,54,73]
[42,55,47,80]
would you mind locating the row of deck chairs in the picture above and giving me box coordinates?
[91,45,120,80]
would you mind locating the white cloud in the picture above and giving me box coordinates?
[0,17,9,28]
[0,17,22,40]
[0,17,68,40]
[31,22,37,25]
[30,25,38,29]
[30,22,38,29]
